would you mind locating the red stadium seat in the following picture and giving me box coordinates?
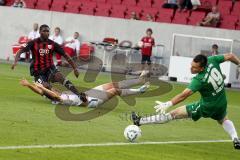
[220,15,238,30]
[231,2,240,16]
[35,0,51,10]
[24,0,37,9]
[110,5,127,18]
[6,0,14,6]
[172,11,189,25]
[65,3,80,13]
[156,8,174,23]
[50,0,66,12]
[108,0,122,5]
[137,0,152,8]
[92,0,107,3]
[125,6,143,19]
[122,0,137,6]
[95,4,111,17]
[152,0,165,8]
[67,0,86,5]
[187,11,206,25]
[80,2,97,15]
[79,43,94,61]
[141,8,159,21]
[217,1,232,15]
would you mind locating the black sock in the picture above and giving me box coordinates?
[63,79,80,95]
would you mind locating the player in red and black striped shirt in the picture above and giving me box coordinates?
[12,24,87,102]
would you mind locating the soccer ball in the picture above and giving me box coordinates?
[124,125,142,142]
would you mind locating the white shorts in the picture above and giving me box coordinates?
[60,85,108,107]
[60,93,82,106]
[85,85,109,103]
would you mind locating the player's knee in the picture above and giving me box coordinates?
[170,106,188,119]
[217,117,228,125]
[54,72,64,83]
[43,82,51,89]
[114,88,121,95]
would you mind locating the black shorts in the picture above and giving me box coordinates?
[31,65,60,84]
[141,55,151,65]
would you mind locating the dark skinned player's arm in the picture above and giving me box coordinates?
[54,42,79,77]
[62,53,78,70]
[12,41,34,70]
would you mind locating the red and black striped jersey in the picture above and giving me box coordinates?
[21,38,65,73]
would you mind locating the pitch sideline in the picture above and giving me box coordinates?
[0,140,232,150]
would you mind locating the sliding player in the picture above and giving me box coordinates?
[11,24,86,102]
[20,71,150,108]
[132,53,240,149]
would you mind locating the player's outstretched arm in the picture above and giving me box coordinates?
[12,41,33,70]
[20,79,44,96]
[224,53,240,65]
[170,88,193,105]
[34,83,62,102]
[62,53,79,78]
[54,42,79,78]
[11,49,25,70]
[154,88,193,113]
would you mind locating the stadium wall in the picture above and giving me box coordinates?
[1,6,240,63]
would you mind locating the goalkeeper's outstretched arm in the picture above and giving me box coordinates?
[170,88,193,105]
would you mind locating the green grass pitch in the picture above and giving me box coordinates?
[0,62,240,160]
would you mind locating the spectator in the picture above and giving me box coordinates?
[146,14,154,22]
[64,32,80,60]
[28,23,40,40]
[140,28,155,72]
[191,0,201,10]
[162,0,178,9]
[130,12,139,20]
[211,44,219,56]
[50,27,64,66]
[12,0,26,8]
[197,6,220,27]
[0,0,5,6]
[178,0,193,12]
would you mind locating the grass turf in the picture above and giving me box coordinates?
[0,62,239,160]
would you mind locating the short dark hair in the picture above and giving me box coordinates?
[193,54,208,68]
[39,24,50,31]
[55,27,61,32]
[212,44,218,49]
[146,28,153,34]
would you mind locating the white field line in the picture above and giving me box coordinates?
[0,140,232,150]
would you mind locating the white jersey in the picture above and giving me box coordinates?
[59,93,103,108]
[28,31,40,40]
[60,94,82,106]
[49,35,63,45]
[65,37,80,54]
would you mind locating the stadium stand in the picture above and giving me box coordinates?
[4,0,240,30]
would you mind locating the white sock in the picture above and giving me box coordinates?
[120,88,140,96]
[117,79,141,89]
[222,120,238,140]
[139,113,173,125]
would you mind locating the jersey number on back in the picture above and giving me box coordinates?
[208,68,223,91]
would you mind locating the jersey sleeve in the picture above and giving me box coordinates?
[187,77,202,92]
[208,55,225,65]
[53,42,65,55]
[21,40,34,52]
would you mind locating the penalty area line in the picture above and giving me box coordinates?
[0,140,232,150]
